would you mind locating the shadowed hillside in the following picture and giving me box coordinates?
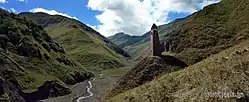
[106,55,187,99]
[20,12,130,74]
[0,9,93,102]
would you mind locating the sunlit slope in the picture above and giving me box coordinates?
[21,12,130,73]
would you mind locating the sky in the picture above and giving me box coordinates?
[0,0,220,37]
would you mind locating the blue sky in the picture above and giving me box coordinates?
[0,0,220,36]
[0,0,101,26]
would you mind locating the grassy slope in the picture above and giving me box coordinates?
[163,0,249,65]
[108,32,145,49]
[0,9,93,101]
[21,13,130,74]
[108,36,249,102]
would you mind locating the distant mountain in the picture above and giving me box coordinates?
[107,0,249,101]
[0,9,93,102]
[108,32,143,49]
[20,12,130,73]
[108,18,186,60]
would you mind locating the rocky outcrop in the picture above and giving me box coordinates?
[60,71,94,85]
[21,81,71,102]
[0,72,72,102]
[0,35,9,53]
[0,77,4,95]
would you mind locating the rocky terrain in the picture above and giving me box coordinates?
[43,74,122,102]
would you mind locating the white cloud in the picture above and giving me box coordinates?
[87,24,99,31]
[87,0,220,37]
[0,6,5,10]
[29,8,78,20]
[10,8,16,13]
[201,0,220,7]
[18,0,28,3]
[0,0,7,3]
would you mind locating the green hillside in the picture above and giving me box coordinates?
[108,32,145,49]
[20,12,130,74]
[0,9,93,102]
[162,0,249,65]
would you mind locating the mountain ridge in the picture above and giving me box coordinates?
[20,12,131,74]
[0,8,93,102]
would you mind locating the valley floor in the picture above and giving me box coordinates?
[43,75,120,102]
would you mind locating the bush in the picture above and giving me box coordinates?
[41,42,50,52]
[43,53,50,60]
[17,42,42,58]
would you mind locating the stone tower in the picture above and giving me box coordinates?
[150,24,161,56]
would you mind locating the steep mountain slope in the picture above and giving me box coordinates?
[159,0,249,65]
[0,9,93,102]
[108,32,144,49]
[106,55,188,99]
[107,0,249,101]
[20,12,130,73]
[108,38,249,102]
[108,18,186,60]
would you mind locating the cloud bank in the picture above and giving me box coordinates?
[29,8,78,20]
[0,0,7,3]
[87,0,220,37]
[10,8,16,13]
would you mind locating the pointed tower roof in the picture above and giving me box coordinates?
[151,23,158,30]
